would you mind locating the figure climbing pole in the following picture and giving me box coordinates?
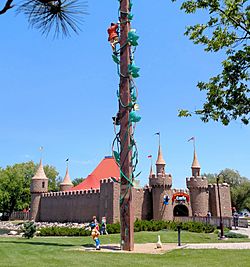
[109,0,141,251]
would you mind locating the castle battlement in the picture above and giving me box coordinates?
[208,183,230,189]
[41,188,100,198]
[100,177,116,184]
[186,176,208,189]
[149,175,172,188]
[172,188,189,194]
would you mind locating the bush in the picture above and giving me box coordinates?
[37,220,217,236]
[106,223,120,234]
[22,221,36,239]
[38,226,91,236]
[224,231,248,238]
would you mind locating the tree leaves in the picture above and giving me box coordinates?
[175,0,250,125]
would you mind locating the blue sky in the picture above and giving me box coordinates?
[0,0,249,189]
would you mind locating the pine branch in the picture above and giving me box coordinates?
[0,0,14,14]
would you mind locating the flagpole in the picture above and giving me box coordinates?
[154,132,161,147]
[39,146,44,161]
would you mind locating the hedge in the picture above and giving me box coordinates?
[37,220,216,236]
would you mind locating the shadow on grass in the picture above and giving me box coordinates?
[81,243,121,251]
[0,240,77,247]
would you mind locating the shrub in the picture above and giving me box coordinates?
[22,221,36,239]
[38,226,90,236]
[224,231,248,238]
[37,220,217,236]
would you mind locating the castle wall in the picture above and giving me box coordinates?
[40,190,100,223]
[208,183,232,217]
[187,177,208,216]
[132,188,152,221]
[99,178,120,224]
[149,175,173,221]
[30,193,41,221]
[151,186,173,220]
[30,179,48,193]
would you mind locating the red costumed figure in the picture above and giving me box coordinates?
[107,22,119,51]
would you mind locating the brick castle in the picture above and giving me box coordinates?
[30,145,232,224]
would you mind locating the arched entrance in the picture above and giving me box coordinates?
[173,205,189,217]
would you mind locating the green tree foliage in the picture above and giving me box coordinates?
[175,0,250,125]
[203,168,250,211]
[72,177,85,187]
[0,161,59,220]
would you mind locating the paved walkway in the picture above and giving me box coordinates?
[184,242,250,250]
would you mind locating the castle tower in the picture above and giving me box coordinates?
[149,145,173,221]
[186,149,208,217]
[191,149,200,177]
[30,159,48,221]
[60,166,73,191]
[156,145,165,176]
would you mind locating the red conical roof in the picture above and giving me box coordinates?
[70,156,120,190]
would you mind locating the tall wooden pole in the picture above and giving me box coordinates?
[119,0,134,251]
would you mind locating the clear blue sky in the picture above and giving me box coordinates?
[1,0,249,189]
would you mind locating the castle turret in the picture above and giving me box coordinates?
[149,145,173,220]
[156,145,166,176]
[186,149,208,217]
[60,166,73,191]
[191,149,200,177]
[30,159,48,221]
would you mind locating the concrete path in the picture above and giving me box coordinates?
[184,242,250,250]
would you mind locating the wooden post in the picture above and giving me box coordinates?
[119,0,134,251]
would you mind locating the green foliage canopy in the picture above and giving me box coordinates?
[72,177,85,187]
[175,0,250,125]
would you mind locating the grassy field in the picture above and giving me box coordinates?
[0,231,249,267]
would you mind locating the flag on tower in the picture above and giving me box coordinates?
[65,158,69,162]
[148,155,152,158]
[154,132,160,136]
[188,137,195,142]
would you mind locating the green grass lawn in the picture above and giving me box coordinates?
[0,231,249,267]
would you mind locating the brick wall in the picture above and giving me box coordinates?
[132,187,152,221]
[208,183,232,217]
[40,190,100,223]
[187,177,209,216]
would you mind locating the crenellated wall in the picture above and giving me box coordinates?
[208,183,232,217]
[38,178,153,224]
[32,176,232,223]
[99,178,120,224]
[40,189,100,223]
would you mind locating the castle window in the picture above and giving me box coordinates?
[42,181,45,188]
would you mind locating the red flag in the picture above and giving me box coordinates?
[148,155,152,158]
